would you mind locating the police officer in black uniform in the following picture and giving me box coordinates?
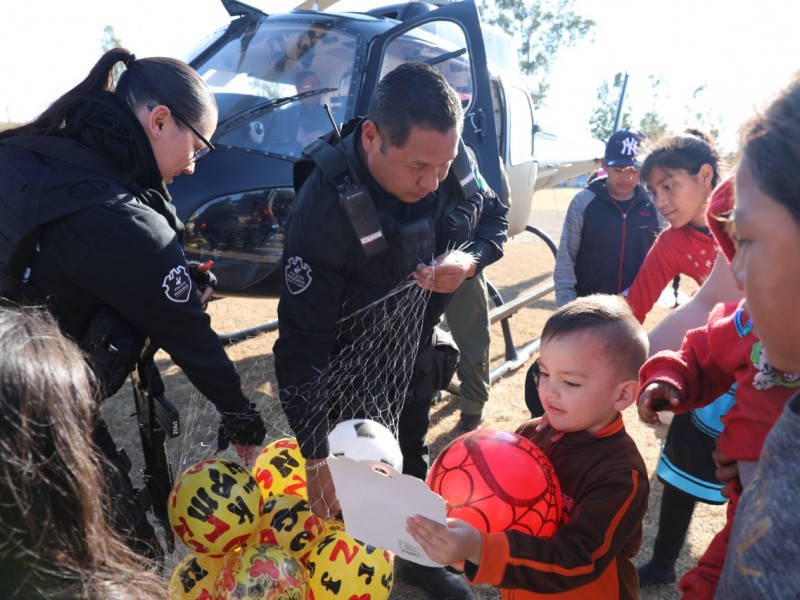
[0,49,266,560]
[273,62,508,600]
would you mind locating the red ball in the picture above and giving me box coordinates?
[427,429,561,538]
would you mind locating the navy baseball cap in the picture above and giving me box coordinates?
[604,127,646,168]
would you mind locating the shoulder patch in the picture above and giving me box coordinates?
[285,256,313,295]
[162,265,192,303]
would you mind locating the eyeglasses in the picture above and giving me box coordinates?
[147,104,215,162]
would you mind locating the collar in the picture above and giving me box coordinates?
[61,92,183,239]
[592,412,625,437]
[549,412,624,442]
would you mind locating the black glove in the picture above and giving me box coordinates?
[217,402,267,452]
[187,260,218,294]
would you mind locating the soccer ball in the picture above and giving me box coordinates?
[167,551,225,599]
[249,493,325,565]
[167,458,263,555]
[306,530,393,599]
[427,429,561,538]
[252,437,308,499]
[327,418,403,471]
[214,543,308,600]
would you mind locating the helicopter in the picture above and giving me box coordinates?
[169,0,604,298]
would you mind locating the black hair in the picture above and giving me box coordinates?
[640,128,722,191]
[740,74,800,225]
[0,47,216,141]
[294,70,320,88]
[541,294,649,380]
[366,61,463,149]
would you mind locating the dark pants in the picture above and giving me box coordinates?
[93,419,163,563]
[651,482,697,566]
[398,385,434,480]
[397,328,458,480]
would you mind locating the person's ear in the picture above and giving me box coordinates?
[361,119,380,153]
[613,379,640,412]
[142,104,170,140]
[698,163,714,188]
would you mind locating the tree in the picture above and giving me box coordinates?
[589,72,631,141]
[638,75,668,140]
[638,110,668,140]
[101,26,124,83]
[683,85,723,143]
[478,0,594,104]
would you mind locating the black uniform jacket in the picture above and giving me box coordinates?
[273,119,508,457]
[3,95,250,414]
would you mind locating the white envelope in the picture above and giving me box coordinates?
[327,456,447,567]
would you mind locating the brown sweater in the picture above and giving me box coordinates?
[467,415,649,599]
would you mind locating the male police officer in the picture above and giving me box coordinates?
[273,62,508,599]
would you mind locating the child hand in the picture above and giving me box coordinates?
[407,515,482,567]
[712,437,740,498]
[638,382,681,425]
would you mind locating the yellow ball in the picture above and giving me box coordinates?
[306,530,393,600]
[168,458,263,555]
[252,437,308,499]
[249,493,325,565]
[167,551,226,599]
[214,543,308,600]
[322,519,345,536]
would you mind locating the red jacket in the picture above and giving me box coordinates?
[467,415,649,599]
[640,300,800,461]
[626,225,717,323]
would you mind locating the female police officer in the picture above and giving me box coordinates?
[0,48,266,559]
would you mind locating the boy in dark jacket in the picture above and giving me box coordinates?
[408,294,650,599]
[554,128,661,307]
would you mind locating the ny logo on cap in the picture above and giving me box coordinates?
[621,137,639,156]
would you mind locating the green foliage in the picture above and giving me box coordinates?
[638,110,668,140]
[682,85,724,144]
[101,26,124,84]
[478,0,594,106]
[589,72,631,141]
[590,72,672,142]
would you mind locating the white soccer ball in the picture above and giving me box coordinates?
[327,419,403,472]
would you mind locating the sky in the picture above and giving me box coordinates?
[1,0,798,153]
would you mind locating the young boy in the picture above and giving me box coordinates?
[553,127,661,307]
[408,294,650,599]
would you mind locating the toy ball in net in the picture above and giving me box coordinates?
[167,551,225,599]
[327,418,403,471]
[168,458,264,555]
[252,437,308,500]
[215,543,308,600]
[249,493,325,565]
[306,530,393,600]
[427,429,561,538]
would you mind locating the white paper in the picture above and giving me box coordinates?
[327,456,447,567]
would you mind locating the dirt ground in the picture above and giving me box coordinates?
[101,187,725,599]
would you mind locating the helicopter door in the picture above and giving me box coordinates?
[359,1,503,197]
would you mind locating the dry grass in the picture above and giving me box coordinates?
[101,187,725,598]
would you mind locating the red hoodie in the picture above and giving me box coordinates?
[640,299,799,461]
[626,225,717,323]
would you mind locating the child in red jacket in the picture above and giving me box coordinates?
[637,176,799,599]
[630,136,729,589]
[626,129,722,324]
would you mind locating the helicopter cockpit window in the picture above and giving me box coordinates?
[378,20,474,110]
[193,22,359,159]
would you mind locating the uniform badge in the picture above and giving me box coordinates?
[285,256,312,295]
[162,265,192,303]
